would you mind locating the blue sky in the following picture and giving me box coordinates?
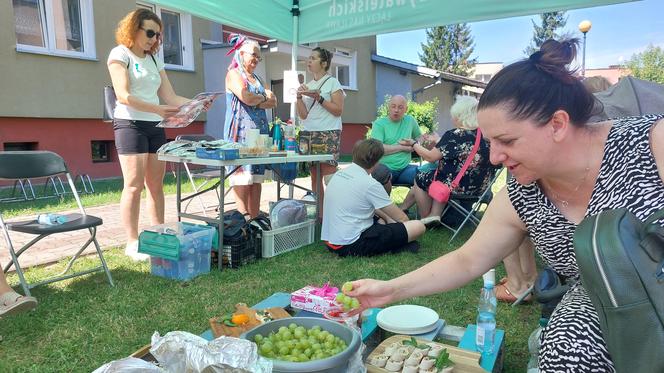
[377,0,664,69]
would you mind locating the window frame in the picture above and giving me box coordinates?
[138,2,194,71]
[90,140,112,163]
[333,47,357,91]
[14,0,97,60]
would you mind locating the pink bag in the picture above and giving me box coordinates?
[428,129,482,203]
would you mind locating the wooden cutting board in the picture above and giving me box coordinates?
[366,335,484,373]
[209,303,291,338]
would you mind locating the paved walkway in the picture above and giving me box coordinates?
[1,176,317,270]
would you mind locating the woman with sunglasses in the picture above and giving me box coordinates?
[107,9,199,260]
[224,35,277,218]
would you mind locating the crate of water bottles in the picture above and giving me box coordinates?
[138,222,215,281]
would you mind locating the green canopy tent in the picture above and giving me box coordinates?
[151,0,636,44]
[152,0,637,116]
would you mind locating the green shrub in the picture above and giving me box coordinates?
[367,95,439,138]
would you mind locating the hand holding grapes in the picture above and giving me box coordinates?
[343,279,397,315]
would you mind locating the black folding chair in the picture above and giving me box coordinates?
[0,151,114,296]
[440,167,504,242]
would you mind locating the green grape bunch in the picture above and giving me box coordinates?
[336,282,360,312]
[253,323,348,362]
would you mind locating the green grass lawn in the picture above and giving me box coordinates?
[0,226,538,373]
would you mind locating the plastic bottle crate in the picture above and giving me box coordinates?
[262,219,315,258]
[211,224,262,269]
[138,222,215,281]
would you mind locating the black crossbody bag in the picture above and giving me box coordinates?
[103,54,157,122]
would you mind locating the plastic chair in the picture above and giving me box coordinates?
[0,151,114,296]
[174,134,232,216]
[440,167,504,242]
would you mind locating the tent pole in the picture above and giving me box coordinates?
[290,0,300,123]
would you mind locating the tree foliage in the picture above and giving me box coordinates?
[524,12,568,56]
[419,25,476,76]
[625,45,664,84]
[367,95,439,138]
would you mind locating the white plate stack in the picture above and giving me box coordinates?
[376,305,440,335]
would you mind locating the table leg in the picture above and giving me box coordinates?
[315,162,322,229]
[176,162,182,222]
[218,167,226,271]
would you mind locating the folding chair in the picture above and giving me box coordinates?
[440,167,505,242]
[174,134,233,216]
[0,151,114,296]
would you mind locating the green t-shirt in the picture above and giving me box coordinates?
[371,114,421,171]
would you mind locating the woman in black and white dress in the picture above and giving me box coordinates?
[346,38,664,372]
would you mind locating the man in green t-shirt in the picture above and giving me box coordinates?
[370,95,421,186]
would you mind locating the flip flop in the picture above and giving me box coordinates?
[495,283,533,305]
[0,291,37,317]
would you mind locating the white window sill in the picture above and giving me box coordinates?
[16,45,98,61]
[165,65,195,73]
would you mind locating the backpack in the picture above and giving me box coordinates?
[573,208,664,373]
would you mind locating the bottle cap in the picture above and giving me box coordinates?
[482,268,496,287]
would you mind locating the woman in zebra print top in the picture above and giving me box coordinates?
[346,38,664,372]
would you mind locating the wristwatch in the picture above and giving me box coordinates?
[318,96,325,105]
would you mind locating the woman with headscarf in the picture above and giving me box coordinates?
[224,35,277,218]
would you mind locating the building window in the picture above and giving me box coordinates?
[13,0,96,59]
[334,47,357,90]
[4,142,38,151]
[138,2,194,71]
[91,141,112,163]
[474,74,492,83]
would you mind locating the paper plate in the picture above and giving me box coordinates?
[376,305,440,335]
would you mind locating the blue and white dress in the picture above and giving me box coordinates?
[508,115,664,372]
[223,69,270,185]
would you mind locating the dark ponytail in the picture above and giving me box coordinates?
[478,38,601,126]
[313,47,333,72]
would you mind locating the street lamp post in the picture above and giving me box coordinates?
[578,20,592,77]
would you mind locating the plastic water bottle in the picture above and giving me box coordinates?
[272,122,283,151]
[476,280,497,353]
[526,318,548,372]
[302,192,317,219]
[37,213,67,225]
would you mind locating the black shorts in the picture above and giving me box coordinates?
[113,119,166,154]
[326,222,409,257]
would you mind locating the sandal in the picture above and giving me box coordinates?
[495,283,533,305]
[0,291,37,317]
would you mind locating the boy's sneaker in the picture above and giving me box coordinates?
[420,216,441,227]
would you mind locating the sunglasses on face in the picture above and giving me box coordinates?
[140,28,161,39]
[243,51,262,62]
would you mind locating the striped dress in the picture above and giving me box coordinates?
[507,115,664,372]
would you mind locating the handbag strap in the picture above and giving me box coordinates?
[433,128,483,189]
[307,75,332,112]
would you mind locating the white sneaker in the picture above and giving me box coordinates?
[124,241,149,262]
[420,216,441,227]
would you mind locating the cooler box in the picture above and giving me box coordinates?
[138,222,215,281]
